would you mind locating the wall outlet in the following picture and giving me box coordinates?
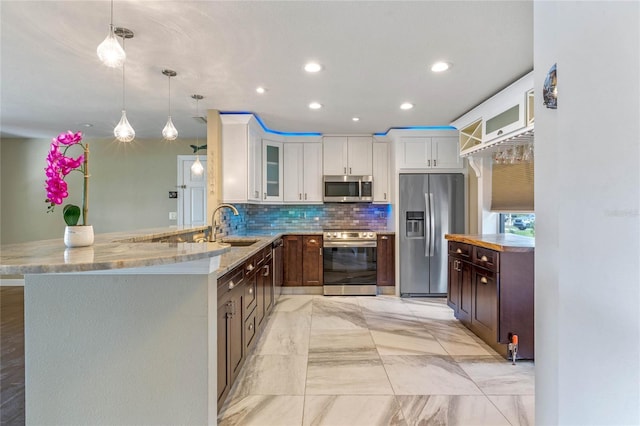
[169,212,177,220]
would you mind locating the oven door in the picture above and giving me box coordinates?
[323,242,377,295]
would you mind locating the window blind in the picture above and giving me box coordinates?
[491,161,534,211]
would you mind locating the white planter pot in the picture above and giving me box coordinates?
[64,225,94,248]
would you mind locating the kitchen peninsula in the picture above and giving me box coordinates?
[0,227,230,425]
[445,233,535,359]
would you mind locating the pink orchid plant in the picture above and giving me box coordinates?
[45,131,90,226]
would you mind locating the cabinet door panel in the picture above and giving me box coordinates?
[377,235,395,286]
[472,269,498,341]
[373,143,389,203]
[303,143,323,202]
[347,136,373,175]
[229,288,244,380]
[263,140,283,202]
[302,236,323,286]
[248,128,262,201]
[458,261,473,325]
[283,143,303,202]
[323,136,348,175]
[432,137,462,169]
[399,137,429,169]
[447,257,460,312]
[217,299,230,406]
[283,236,303,286]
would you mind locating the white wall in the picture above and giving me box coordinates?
[534,2,640,424]
[1,137,197,244]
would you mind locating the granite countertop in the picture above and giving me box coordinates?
[0,227,397,276]
[445,233,535,252]
[0,226,229,275]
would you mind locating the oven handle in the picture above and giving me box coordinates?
[323,241,377,248]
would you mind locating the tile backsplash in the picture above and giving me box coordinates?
[216,203,391,236]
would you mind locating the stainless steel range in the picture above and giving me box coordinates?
[322,229,377,296]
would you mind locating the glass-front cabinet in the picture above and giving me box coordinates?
[262,140,283,202]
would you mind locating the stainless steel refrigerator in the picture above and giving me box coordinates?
[399,173,465,296]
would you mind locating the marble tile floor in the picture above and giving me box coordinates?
[218,295,535,426]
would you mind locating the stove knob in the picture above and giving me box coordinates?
[333,232,339,237]
[368,232,374,238]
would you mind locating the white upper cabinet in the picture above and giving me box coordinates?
[398,136,462,170]
[284,143,322,203]
[221,114,255,203]
[372,142,389,203]
[323,136,372,175]
[262,140,283,203]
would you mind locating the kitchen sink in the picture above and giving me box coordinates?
[220,239,259,247]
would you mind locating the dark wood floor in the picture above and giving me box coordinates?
[0,286,25,426]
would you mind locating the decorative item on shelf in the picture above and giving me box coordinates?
[45,131,94,247]
[543,63,557,109]
[161,69,178,140]
[113,27,135,143]
[96,0,125,68]
[190,94,206,175]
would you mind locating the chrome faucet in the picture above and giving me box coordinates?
[210,203,240,242]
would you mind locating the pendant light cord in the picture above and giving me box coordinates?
[122,37,126,110]
[110,0,114,26]
[168,76,171,115]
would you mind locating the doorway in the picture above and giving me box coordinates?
[177,155,207,226]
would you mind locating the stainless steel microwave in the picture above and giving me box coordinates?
[323,175,373,202]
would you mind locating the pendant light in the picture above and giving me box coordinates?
[191,94,205,175]
[113,28,135,143]
[96,0,126,68]
[161,69,178,140]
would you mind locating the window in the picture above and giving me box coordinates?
[500,213,535,237]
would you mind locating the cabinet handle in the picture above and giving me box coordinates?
[248,287,253,294]
[480,276,488,284]
[247,263,254,272]
[480,255,488,262]
[255,190,259,198]
[456,248,462,254]
[319,247,322,256]
[264,192,267,199]
[304,193,307,200]
[434,160,437,167]
[344,167,347,174]
[384,192,387,200]
[309,239,316,244]
[226,301,233,317]
[428,159,431,167]
[262,265,270,277]
[228,280,236,290]
[248,323,253,331]
[381,236,388,240]
[349,167,352,174]
[299,193,302,200]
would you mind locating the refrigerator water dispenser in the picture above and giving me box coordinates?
[406,211,424,238]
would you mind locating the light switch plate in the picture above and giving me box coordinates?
[169,212,177,220]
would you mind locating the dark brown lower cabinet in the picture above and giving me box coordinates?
[283,235,323,286]
[217,243,277,411]
[447,241,534,359]
[376,234,395,287]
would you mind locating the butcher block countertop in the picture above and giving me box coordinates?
[445,233,535,252]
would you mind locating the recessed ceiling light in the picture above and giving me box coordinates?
[352,117,360,122]
[304,62,322,73]
[400,102,414,110]
[431,61,451,72]
[256,87,266,94]
[309,102,323,110]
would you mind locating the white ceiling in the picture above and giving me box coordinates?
[1,1,533,140]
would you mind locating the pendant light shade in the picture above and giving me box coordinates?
[162,116,178,140]
[114,110,135,142]
[97,1,125,68]
[162,69,178,141]
[97,25,126,68]
[191,155,204,175]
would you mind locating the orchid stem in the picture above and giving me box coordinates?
[83,144,89,226]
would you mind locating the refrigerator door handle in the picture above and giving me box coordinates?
[424,193,431,257]
[429,192,436,257]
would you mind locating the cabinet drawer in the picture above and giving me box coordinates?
[472,246,499,271]
[263,245,272,260]
[244,275,257,314]
[448,241,471,259]
[255,248,265,266]
[244,309,257,350]
[218,267,244,300]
